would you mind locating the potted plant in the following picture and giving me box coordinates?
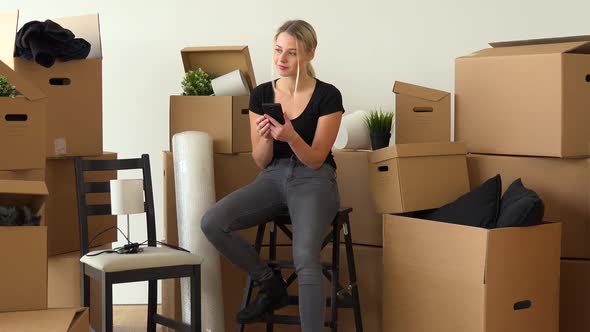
[0,76,16,97]
[364,109,394,150]
[181,68,213,96]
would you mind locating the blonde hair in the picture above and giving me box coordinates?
[274,20,317,78]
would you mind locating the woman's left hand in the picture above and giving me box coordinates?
[266,112,297,143]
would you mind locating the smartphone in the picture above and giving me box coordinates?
[261,103,285,125]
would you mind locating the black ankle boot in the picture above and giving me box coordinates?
[236,269,288,323]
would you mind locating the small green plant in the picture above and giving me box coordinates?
[363,109,394,134]
[181,68,213,96]
[0,76,16,97]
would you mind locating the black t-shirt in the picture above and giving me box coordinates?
[249,79,345,169]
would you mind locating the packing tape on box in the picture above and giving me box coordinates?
[172,131,225,332]
[211,69,250,96]
[334,110,371,149]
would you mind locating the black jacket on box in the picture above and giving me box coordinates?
[14,19,91,68]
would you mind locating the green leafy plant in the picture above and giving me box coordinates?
[181,68,213,96]
[363,109,394,134]
[0,76,16,97]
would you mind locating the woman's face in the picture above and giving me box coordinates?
[273,32,310,77]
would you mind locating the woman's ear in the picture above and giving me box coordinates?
[308,47,316,61]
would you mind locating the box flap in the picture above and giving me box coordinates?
[181,46,256,91]
[0,179,48,214]
[0,10,45,100]
[383,214,488,330]
[490,35,590,49]
[0,10,18,68]
[368,142,466,163]
[462,40,590,59]
[392,81,449,102]
[0,60,46,101]
[384,214,489,283]
[0,307,87,331]
[52,14,102,59]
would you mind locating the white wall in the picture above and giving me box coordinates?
[3,0,589,303]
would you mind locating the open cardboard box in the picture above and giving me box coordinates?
[383,214,561,332]
[368,142,470,214]
[0,17,47,170]
[0,307,88,332]
[455,35,590,157]
[393,81,451,144]
[44,152,117,256]
[169,46,256,154]
[0,179,48,313]
[0,10,103,157]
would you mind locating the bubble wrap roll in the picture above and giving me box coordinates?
[172,131,224,332]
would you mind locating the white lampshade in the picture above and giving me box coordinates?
[110,179,145,215]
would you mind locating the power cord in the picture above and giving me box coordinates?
[88,226,128,248]
[85,226,191,257]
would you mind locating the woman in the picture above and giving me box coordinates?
[201,19,344,332]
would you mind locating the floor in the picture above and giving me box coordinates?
[112,305,165,332]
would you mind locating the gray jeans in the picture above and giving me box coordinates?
[201,157,340,332]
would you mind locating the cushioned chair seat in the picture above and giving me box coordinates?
[80,246,203,273]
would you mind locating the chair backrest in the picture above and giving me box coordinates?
[74,154,157,255]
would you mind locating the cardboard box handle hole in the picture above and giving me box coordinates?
[4,114,28,122]
[378,165,389,172]
[241,109,249,115]
[49,78,71,86]
[513,300,532,311]
[586,74,590,82]
[413,107,433,113]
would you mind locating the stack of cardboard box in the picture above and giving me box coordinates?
[361,81,473,331]
[456,36,590,332]
[382,73,563,331]
[0,10,116,331]
[314,80,460,330]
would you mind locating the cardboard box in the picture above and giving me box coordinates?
[0,307,89,332]
[0,168,44,181]
[45,152,117,256]
[48,244,110,332]
[163,151,262,248]
[333,150,383,246]
[467,153,590,258]
[383,214,561,332]
[368,142,470,214]
[455,36,590,157]
[169,46,256,154]
[0,179,48,312]
[0,226,47,313]
[1,10,103,157]
[0,13,47,170]
[393,81,451,144]
[560,259,590,332]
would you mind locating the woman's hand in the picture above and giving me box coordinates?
[266,113,297,143]
[255,115,273,140]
